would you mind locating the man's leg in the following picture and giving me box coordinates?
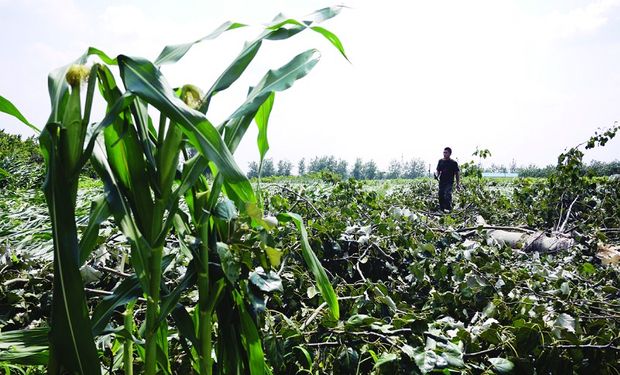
[445,183,454,211]
[438,183,447,210]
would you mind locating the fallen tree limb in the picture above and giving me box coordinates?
[487,229,574,253]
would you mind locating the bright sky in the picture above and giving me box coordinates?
[1,0,619,172]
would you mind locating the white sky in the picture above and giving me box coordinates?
[1,0,619,172]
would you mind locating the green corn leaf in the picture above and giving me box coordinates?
[91,276,142,335]
[200,41,262,113]
[277,212,339,320]
[156,262,197,329]
[91,138,152,295]
[90,255,174,336]
[78,195,112,264]
[87,47,118,65]
[171,304,199,349]
[156,324,172,374]
[199,5,344,113]
[155,21,247,65]
[255,92,275,162]
[227,49,320,121]
[118,55,255,205]
[234,291,265,375]
[310,26,349,61]
[0,327,49,365]
[0,95,39,132]
[40,123,101,374]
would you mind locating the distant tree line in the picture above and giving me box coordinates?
[247,155,427,179]
[516,160,620,178]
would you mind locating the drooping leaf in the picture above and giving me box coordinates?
[0,95,39,132]
[310,26,349,61]
[277,212,339,320]
[155,21,247,65]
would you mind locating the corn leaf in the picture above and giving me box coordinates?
[255,92,275,162]
[0,95,39,132]
[227,49,320,121]
[78,195,111,264]
[234,291,265,375]
[118,55,255,205]
[0,328,49,365]
[155,21,247,65]
[40,123,101,374]
[199,5,344,113]
[277,212,339,320]
[310,26,349,61]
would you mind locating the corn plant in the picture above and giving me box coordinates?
[1,6,346,374]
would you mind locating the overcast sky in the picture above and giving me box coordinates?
[1,0,619,172]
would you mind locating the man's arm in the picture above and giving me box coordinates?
[435,160,441,180]
[455,170,460,187]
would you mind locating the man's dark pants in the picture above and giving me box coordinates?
[438,182,453,211]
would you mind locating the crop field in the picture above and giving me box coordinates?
[1,172,619,374]
[1,5,619,375]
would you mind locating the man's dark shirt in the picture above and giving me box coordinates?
[436,159,459,185]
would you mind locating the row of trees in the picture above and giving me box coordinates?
[517,160,620,177]
[247,154,620,179]
[247,156,428,179]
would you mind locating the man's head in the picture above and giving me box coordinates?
[443,147,452,159]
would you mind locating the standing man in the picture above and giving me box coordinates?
[435,147,460,212]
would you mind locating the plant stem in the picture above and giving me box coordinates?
[123,301,135,375]
[198,223,212,375]
[144,245,163,375]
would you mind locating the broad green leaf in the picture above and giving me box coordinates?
[255,92,275,162]
[217,243,241,284]
[227,49,320,121]
[489,357,515,373]
[277,212,339,319]
[213,198,238,221]
[413,348,437,374]
[346,314,377,328]
[373,353,398,369]
[0,95,39,132]
[265,246,282,267]
[554,313,576,333]
[248,267,283,292]
[118,55,255,205]
[155,21,247,65]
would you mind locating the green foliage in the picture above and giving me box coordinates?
[1,6,347,375]
[0,130,43,189]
